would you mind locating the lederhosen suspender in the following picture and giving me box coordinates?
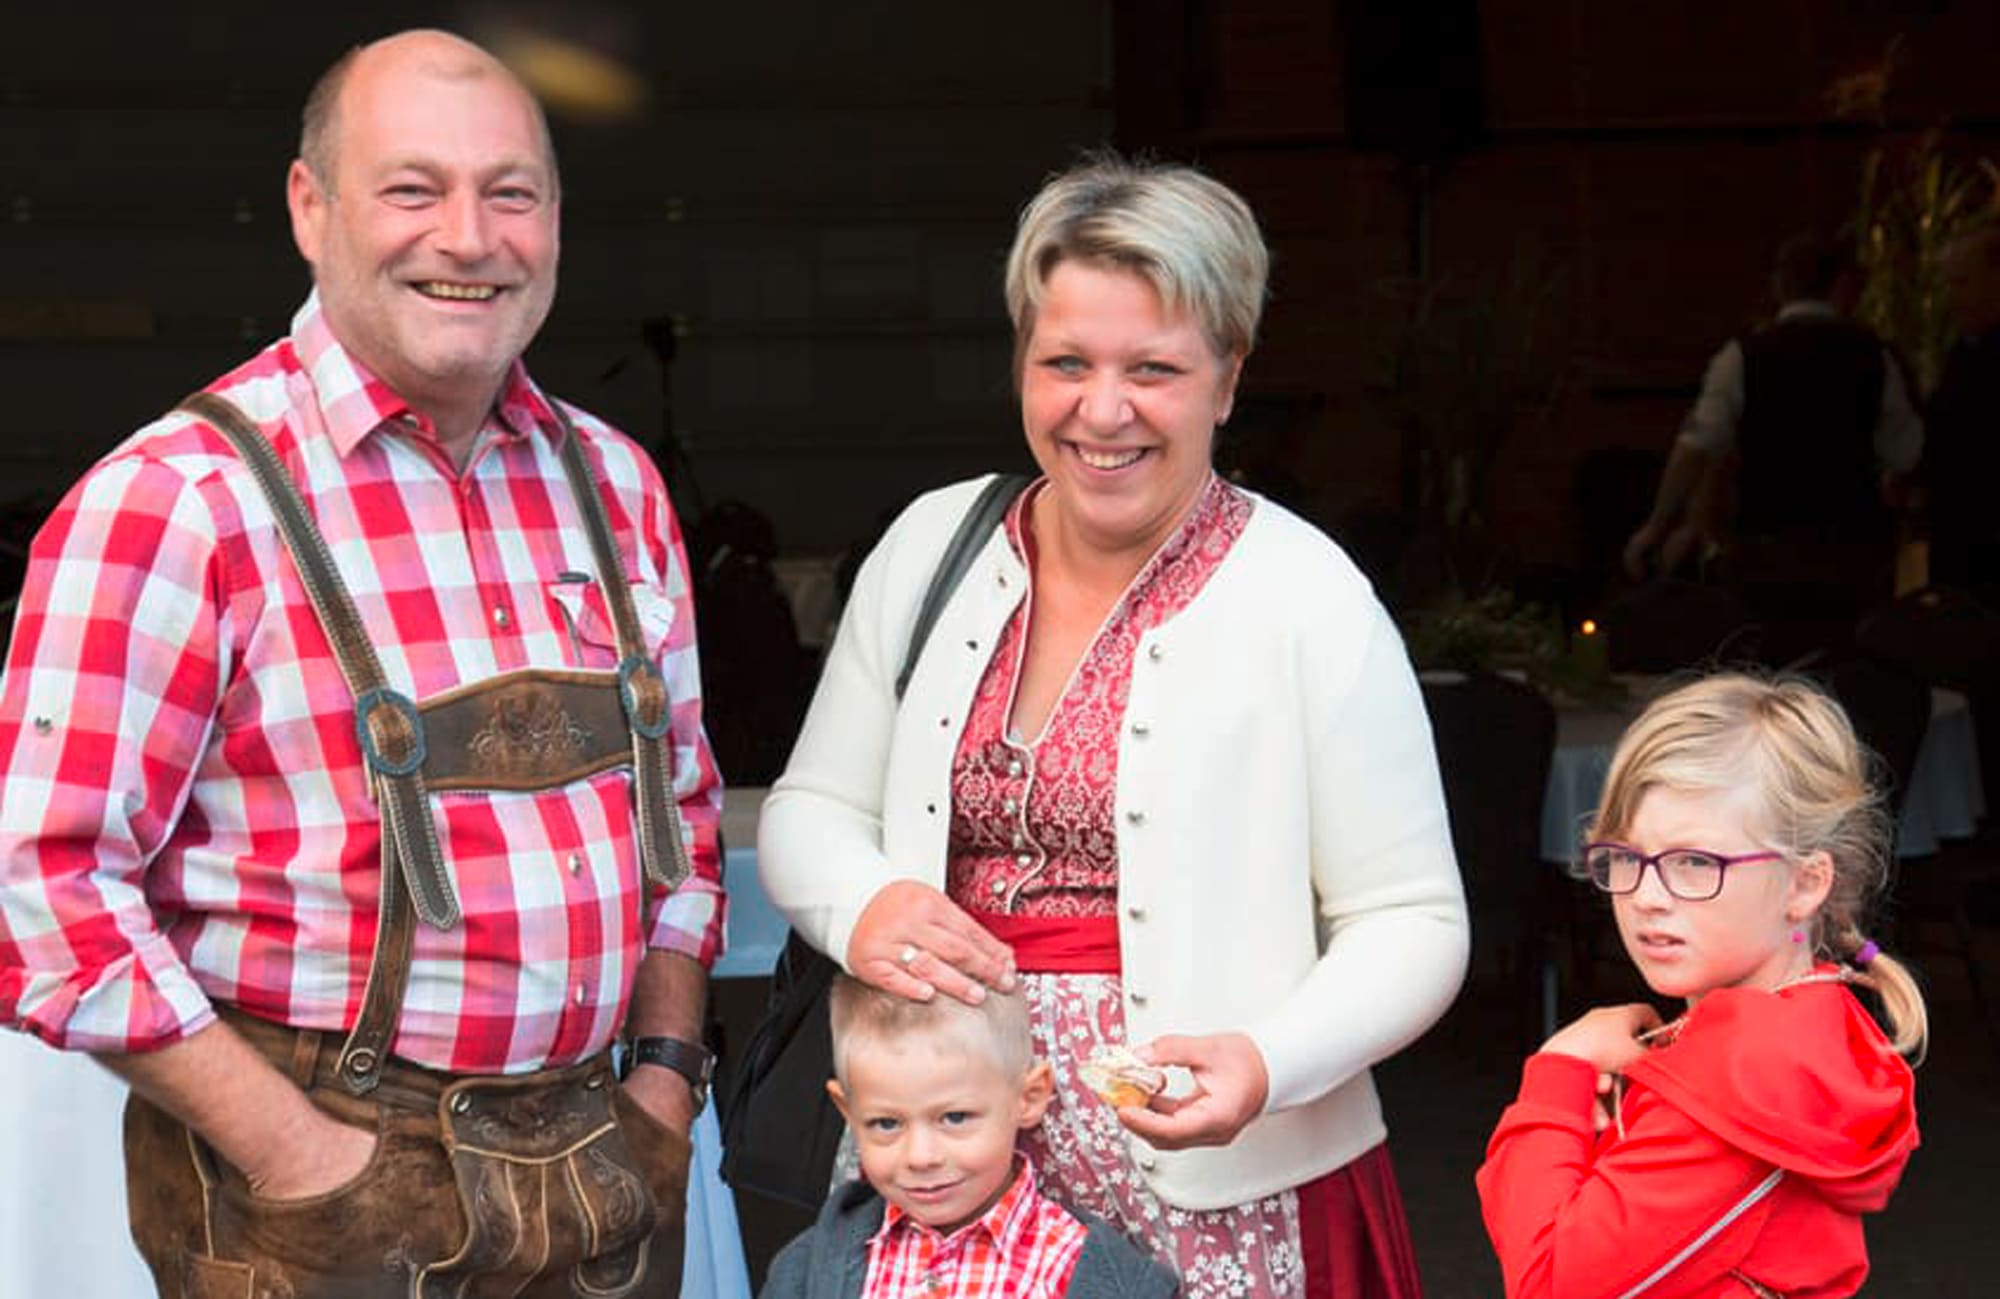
[179,392,692,1094]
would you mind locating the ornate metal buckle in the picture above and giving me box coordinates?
[616,654,673,741]
[354,687,428,776]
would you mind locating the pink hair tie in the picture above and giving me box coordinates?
[1852,939,1881,967]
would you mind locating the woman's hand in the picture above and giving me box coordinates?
[1114,1033,1268,1151]
[847,880,1017,1004]
[1540,1003,1662,1076]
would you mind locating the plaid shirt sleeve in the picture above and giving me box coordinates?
[0,445,229,1050]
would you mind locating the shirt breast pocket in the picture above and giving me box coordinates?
[547,578,677,671]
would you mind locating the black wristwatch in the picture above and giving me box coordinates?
[625,1036,714,1110]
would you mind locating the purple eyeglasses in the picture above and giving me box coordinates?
[1582,842,1786,901]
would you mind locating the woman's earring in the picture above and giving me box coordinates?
[1790,926,1806,944]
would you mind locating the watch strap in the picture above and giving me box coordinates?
[628,1036,713,1095]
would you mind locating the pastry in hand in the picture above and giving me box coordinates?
[1079,1044,1167,1108]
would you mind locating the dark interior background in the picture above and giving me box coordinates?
[7,2,1998,576]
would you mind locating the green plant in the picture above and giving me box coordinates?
[1405,588,1626,706]
[1837,39,1999,394]
[1404,589,1560,674]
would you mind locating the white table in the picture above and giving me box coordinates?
[1540,686,1986,866]
[0,794,783,1299]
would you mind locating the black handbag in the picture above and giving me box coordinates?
[718,473,1029,1206]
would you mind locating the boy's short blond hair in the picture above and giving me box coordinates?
[829,973,1034,1085]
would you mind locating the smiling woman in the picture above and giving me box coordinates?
[759,154,1469,1299]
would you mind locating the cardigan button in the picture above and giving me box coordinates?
[1130,721,1150,737]
[1125,904,1146,921]
[1130,991,1148,1007]
[1137,1155,1158,1172]
[1147,643,1164,662]
[1125,810,1146,825]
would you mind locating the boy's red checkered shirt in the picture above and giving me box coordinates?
[0,293,723,1071]
[863,1158,1088,1299]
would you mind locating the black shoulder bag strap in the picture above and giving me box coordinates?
[895,473,1031,700]
[720,471,1027,1204]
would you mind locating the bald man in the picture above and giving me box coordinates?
[0,30,720,1297]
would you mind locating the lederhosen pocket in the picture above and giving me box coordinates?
[418,1062,657,1298]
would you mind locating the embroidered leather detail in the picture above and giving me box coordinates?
[418,668,633,792]
[469,690,593,776]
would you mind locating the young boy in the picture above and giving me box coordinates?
[759,974,1178,1299]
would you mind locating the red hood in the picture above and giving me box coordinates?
[1625,976,1918,1213]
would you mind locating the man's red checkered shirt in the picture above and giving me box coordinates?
[863,1158,1088,1299]
[0,293,723,1071]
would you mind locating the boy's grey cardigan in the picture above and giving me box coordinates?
[758,1178,1180,1299]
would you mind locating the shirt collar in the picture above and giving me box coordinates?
[288,289,563,457]
[875,1155,1040,1252]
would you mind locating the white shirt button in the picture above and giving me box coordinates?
[1015,853,1031,867]
[493,607,512,629]
[989,878,1006,897]
[568,853,583,875]
[573,983,587,1006]
[1007,760,1023,777]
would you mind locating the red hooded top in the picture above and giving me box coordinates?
[1476,974,1918,1298]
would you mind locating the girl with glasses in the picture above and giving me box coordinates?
[1477,674,1924,1298]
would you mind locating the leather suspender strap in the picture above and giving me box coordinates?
[180,393,691,1093]
[547,404,692,899]
[181,392,437,1094]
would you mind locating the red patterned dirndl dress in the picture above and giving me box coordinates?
[944,475,1423,1299]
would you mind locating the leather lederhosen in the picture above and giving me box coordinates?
[124,394,695,1299]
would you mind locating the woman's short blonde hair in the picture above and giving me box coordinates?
[1591,672,1927,1057]
[1003,153,1269,365]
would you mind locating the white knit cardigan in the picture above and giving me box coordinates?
[759,477,1468,1209]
